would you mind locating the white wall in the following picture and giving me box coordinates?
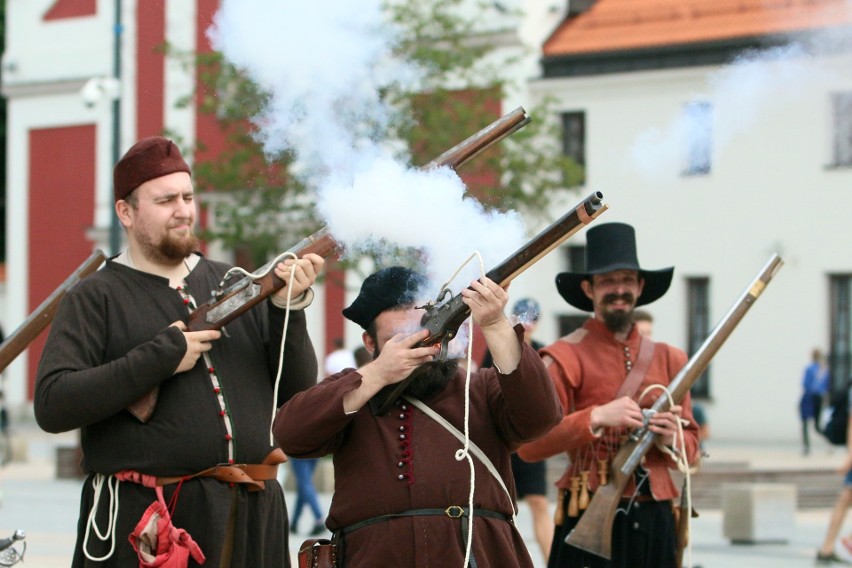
[523,51,852,442]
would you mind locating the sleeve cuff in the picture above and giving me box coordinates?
[270,287,314,310]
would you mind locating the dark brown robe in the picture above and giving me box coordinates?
[35,257,317,567]
[274,330,562,568]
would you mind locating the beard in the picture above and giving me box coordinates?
[600,292,636,334]
[136,228,200,265]
[404,359,458,400]
[371,343,458,401]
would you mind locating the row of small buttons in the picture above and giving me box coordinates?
[395,400,414,483]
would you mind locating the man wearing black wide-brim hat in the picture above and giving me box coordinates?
[519,222,701,568]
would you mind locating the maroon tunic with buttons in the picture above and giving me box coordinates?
[35,258,317,568]
[273,330,563,568]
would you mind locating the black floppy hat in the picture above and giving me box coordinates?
[343,266,428,330]
[555,222,673,312]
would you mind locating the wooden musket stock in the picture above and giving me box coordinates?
[368,191,608,415]
[129,106,533,421]
[565,254,784,559]
[0,249,106,373]
[186,227,339,332]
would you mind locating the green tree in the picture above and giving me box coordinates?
[180,0,584,267]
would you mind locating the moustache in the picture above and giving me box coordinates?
[602,293,635,305]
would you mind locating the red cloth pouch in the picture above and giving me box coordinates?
[115,471,206,567]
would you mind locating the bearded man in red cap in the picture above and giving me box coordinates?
[518,222,700,568]
[274,266,562,568]
[35,137,323,567]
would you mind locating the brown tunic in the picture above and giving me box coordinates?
[274,330,562,568]
[518,318,700,500]
[35,257,317,567]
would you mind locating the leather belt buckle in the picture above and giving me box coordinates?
[445,505,464,518]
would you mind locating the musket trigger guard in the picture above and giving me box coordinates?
[436,336,451,361]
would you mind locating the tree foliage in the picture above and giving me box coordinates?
[181,0,584,267]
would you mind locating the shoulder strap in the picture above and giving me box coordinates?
[615,335,656,399]
[403,395,517,515]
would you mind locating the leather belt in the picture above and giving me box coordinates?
[341,506,512,568]
[156,462,280,491]
[154,448,286,492]
[342,506,512,536]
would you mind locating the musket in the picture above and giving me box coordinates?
[184,107,532,333]
[0,249,106,373]
[369,191,608,415]
[128,106,533,421]
[565,254,784,559]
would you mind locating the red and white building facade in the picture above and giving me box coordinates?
[5,0,852,443]
[1,0,355,411]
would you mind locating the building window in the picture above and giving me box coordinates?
[832,92,852,167]
[687,277,711,398]
[561,111,586,184]
[830,275,852,391]
[682,101,713,176]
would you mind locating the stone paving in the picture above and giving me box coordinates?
[2,425,851,567]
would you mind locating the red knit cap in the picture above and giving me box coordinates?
[113,137,191,202]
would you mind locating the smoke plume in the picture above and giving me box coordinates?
[208,0,526,291]
[631,3,852,181]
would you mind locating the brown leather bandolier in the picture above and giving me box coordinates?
[552,336,656,527]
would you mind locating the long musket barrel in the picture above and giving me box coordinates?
[186,107,531,332]
[565,253,784,559]
[369,191,608,415]
[0,249,106,373]
[131,108,532,421]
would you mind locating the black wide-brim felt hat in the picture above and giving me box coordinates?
[556,222,674,312]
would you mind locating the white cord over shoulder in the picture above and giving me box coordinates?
[439,251,492,568]
[268,254,298,446]
[227,252,301,445]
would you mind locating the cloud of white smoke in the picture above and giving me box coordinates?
[208,0,527,294]
[631,5,852,181]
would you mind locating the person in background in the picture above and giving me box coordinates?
[0,391,9,467]
[324,337,357,377]
[800,348,830,456]
[633,308,710,450]
[289,456,327,536]
[817,380,852,564]
[482,297,554,563]
[34,137,323,567]
[632,308,654,339]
